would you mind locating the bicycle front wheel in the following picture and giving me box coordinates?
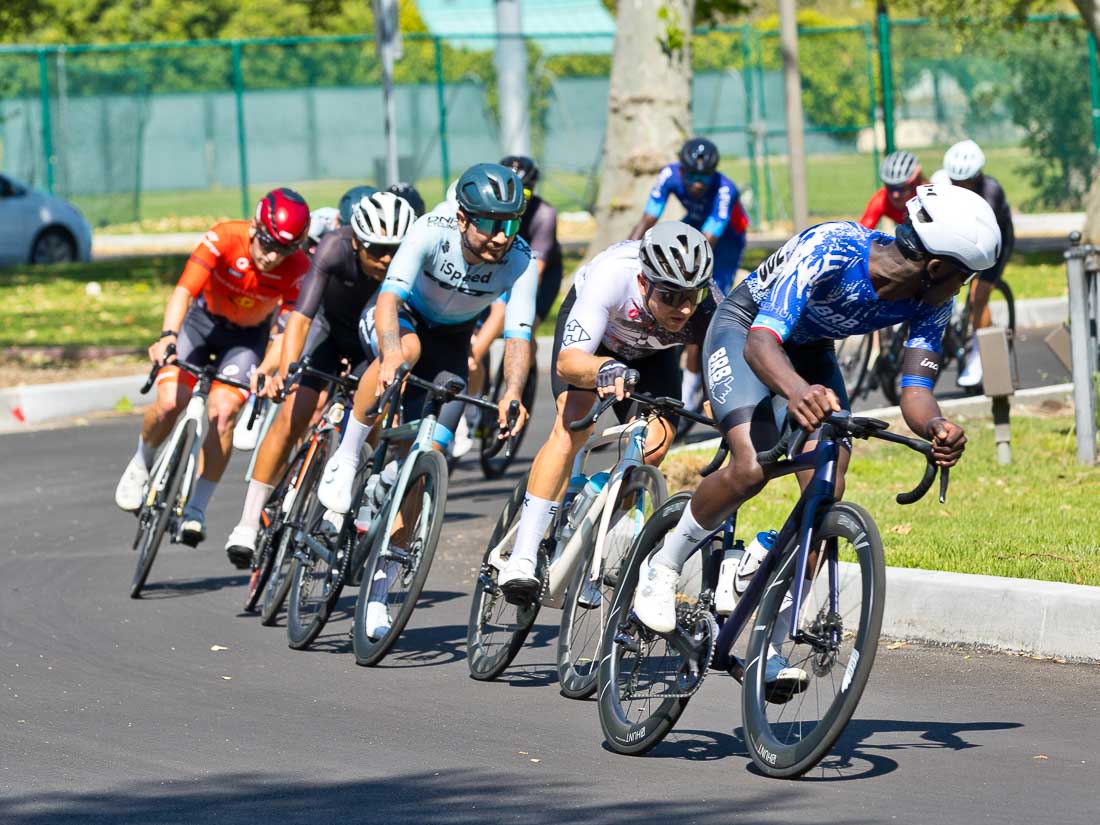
[557,464,665,700]
[130,421,195,599]
[466,471,542,680]
[597,493,715,755]
[741,502,885,778]
[352,449,449,666]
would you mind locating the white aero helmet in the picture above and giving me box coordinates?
[639,221,714,288]
[929,168,953,187]
[307,206,339,244]
[943,139,985,181]
[349,191,416,246]
[905,183,1001,272]
[879,150,920,186]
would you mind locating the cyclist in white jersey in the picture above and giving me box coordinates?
[317,163,538,517]
[497,222,717,602]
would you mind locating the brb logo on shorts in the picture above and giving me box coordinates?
[707,346,735,404]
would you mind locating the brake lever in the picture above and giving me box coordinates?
[938,467,949,505]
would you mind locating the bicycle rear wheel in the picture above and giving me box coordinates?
[130,421,195,599]
[244,446,308,613]
[598,493,717,755]
[259,436,329,625]
[741,502,885,778]
[557,465,665,700]
[466,472,542,680]
[479,360,538,480]
[836,333,873,403]
[352,449,449,666]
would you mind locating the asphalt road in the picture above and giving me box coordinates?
[1,337,1095,825]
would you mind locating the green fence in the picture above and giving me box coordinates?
[0,14,1095,232]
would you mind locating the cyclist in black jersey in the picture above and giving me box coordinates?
[223,192,416,568]
[936,140,1016,388]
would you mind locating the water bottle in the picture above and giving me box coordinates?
[555,474,589,544]
[565,471,610,540]
[373,460,399,509]
[714,539,745,616]
[734,530,777,596]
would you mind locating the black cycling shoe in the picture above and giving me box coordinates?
[180,517,206,548]
[226,545,253,570]
[499,577,540,606]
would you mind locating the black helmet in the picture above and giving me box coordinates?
[500,155,540,188]
[388,182,425,217]
[338,184,378,225]
[455,163,526,218]
[679,137,719,177]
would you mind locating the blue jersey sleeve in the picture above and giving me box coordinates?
[749,230,835,342]
[701,176,735,238]
[643,164,677,219]
[900,299,952,389]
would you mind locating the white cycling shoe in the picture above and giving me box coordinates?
[956,342,983,388]
[225,525,258,570]
[451,416,474,459]
[115,456,150,512]
[498,553,540,605]
[632,557,679,634]
[364,565,397,640]
[180,508,206,547]
[317,456,357,514]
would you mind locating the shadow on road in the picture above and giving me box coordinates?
[138,574,249,600]
[0,769,834,825]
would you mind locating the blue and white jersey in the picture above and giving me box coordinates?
[380,201,538,340]
[745,222,952,384]
[644,163,746,238]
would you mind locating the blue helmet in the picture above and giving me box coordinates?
[455,163,526,218]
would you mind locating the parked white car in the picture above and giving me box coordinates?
[0,174,93,265]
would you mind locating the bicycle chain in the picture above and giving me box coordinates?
[620,604,719,701]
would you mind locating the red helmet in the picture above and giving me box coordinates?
[255,188,310,247]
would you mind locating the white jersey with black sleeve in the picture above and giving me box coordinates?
[379,200,538,340]
[560,240,717,361]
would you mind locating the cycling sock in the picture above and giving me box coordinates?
[509,494,560,566]
[332,415,371,467]
[681,367,703,404]
[238,480,274,533]
[768,591,795,660]
[187,477,218,517]
[651,503,712,573]
[135,435,156,470]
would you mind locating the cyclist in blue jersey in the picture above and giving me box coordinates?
[317,163,538,517]
[630,137,750,414]
[632,184,1001,698]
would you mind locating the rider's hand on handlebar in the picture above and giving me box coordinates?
[789,383,841,432]
[496,394,528,440]
[377,352,405,397]
[254,369,283,400]
[928,418,966,467]
[596,359,634,401]
[148,335,177,366]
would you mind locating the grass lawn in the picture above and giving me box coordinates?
[662,410,1100,587]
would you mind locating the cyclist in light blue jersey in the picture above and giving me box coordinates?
[632,184,1001,699]
[317,163,538,516]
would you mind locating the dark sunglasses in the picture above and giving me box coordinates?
[469,214,521,238]
[646,282,709,307]
[684,171,711,185]
[886,184,915,195]
[255,226,298,255]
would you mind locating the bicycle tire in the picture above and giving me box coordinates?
[741,502,885,778]
[466,471,542,680]
[557,465,665,700]
[479,360,538,480]
[285,432,348,650]
[260,433,331,625]
[352,449,449,666]
[243,446,308,613]
[130,421,196,599]
[837,333,874,403]
[598,493,715,755]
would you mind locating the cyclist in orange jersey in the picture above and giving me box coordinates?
[114,188,311,546]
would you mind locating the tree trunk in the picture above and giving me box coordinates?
[1076,0,1100,240]
[588,0,696,256]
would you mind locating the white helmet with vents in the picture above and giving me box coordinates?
[349,191,415,246]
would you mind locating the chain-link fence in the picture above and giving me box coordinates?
[0,14,1095,232]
